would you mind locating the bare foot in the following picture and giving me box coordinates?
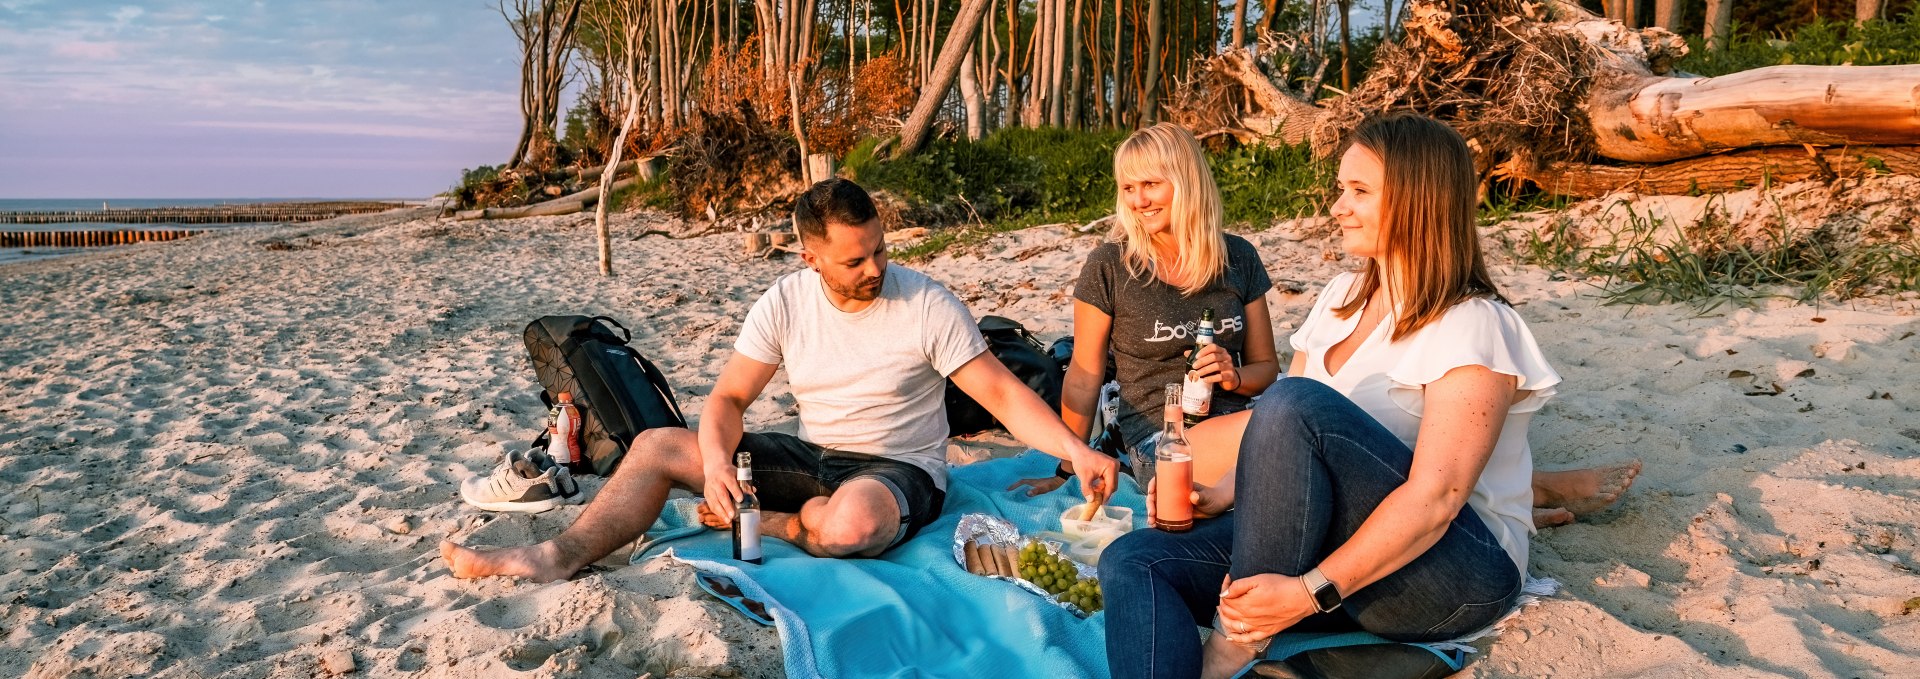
[1534,460,1641,522]
[439,540,578,583]
[1199,631,1260,679]
[1533,507,1575,528]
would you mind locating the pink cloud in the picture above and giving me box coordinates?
[54,41,123,60]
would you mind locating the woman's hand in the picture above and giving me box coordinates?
[1144,476,1234,526]
[1216,574,1316,645]
[1186,344,1240,392]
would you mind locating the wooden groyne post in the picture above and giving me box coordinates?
[0,229,208,248]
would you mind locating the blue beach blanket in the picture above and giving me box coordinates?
[634,451,1146,679]
[633,451,1549,679]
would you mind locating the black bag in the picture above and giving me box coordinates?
[525,315,687,476]
[945,316,1064,437]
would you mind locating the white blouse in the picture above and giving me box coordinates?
[1288,272,1560,574]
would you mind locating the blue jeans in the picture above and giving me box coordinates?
[1102,378,1522,679]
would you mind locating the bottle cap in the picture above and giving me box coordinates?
[557,391,573,403]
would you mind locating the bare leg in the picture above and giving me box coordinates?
[757,478,902,558]
[1187,409,1253,486]
[1533,459,1642,527]
[441,428,707,582]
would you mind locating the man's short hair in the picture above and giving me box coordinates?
[792,178,878,244]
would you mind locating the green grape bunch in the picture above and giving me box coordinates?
[1017,540,1105,613]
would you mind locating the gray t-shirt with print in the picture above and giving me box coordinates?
[1073,234,1273,449]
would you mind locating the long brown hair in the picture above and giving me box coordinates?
[1333,114,1506,340]
[1112,123,1227,296]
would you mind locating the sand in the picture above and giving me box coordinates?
[1,203,1916,678]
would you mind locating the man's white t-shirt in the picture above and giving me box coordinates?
[1289,272,1561,575]
[734,265,988,490]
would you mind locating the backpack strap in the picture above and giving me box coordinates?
[589,315,633,344]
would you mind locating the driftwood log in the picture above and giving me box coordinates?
[454,176,639,220]
[1174,0,1920,197]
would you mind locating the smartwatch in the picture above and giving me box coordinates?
[1302,567,1343,614]
[1053,463,1074,480]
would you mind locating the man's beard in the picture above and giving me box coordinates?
[829,274,884,301]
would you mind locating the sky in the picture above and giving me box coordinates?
[0,1,524,199]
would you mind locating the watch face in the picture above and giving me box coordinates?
[1312,582,1342,612]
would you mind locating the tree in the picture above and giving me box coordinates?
[504,0,586,171]
[1704,0,1732,51]
[897,0,995,156]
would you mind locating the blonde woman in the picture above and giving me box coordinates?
[1105,114,1565,679]
[1010,123,1279,491]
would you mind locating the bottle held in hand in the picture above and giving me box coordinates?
[1156,384,1194,532]
[1181,308,1216,425]
[732,451,764,564]
[552,392,582,466]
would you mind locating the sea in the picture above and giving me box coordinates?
[0,198,415,265]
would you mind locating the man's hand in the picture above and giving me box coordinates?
[1067,442,1118,506]
[1217,573,1314,645]
[701,458,743,526]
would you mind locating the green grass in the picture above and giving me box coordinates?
[1678,15,1920,76]
[847,127,1335,260]
[1502,202,1920,311]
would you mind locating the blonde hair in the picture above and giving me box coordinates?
[1111,123,1227,296]
[1332,113,1506,340]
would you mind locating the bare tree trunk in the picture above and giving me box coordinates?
[1004,0,1022,128]
[1067,0,1085,129]
[599,60,642,276]
[961,50,986,139]
[896,0,995,157]
[1337,0,1351,91]
[1857,0,1882,24]
[1703,0,1732,52]
[1653,0,1679,30]
[1141,0,1163,123]
[788,70,810,168]
[1588,64,1920,162]
[1050,0,1069,126]
[1231,0,1247,49]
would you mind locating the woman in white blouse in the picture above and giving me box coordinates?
[1102,114,1562,679]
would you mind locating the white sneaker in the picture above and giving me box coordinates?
[460,448,580,513]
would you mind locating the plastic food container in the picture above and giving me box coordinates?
[1060,505,1133,542]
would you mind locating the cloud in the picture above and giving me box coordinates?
[111,5,143,24]
[176,119,484,142]
[53,40,122,60]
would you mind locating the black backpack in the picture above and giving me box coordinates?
[945,316,1064,437]
[524,315,687,476]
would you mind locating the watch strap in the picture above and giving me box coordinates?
[1302,567,1343,613]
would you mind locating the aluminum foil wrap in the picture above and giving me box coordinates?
[952,513,1101,617]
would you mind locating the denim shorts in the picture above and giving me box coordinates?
[734,432,946,550]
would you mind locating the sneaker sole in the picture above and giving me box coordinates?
[462,495,569,513]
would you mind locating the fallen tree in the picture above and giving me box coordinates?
[1168,0,1920,197]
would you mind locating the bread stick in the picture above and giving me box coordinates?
[997,544,1019,578]
[992,541,1014,577]
[964,540,985,575]
[1080,501,1102,522]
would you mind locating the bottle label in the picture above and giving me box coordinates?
[1181,374,1211,417]
[736,512,763,560]
[1156,453,1194,528]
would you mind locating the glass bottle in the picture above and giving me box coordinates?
[732,451,763,564]
[1181,308,1216,425]
[1156,383,1195,532]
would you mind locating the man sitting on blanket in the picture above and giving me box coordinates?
[442,178,1120,581]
